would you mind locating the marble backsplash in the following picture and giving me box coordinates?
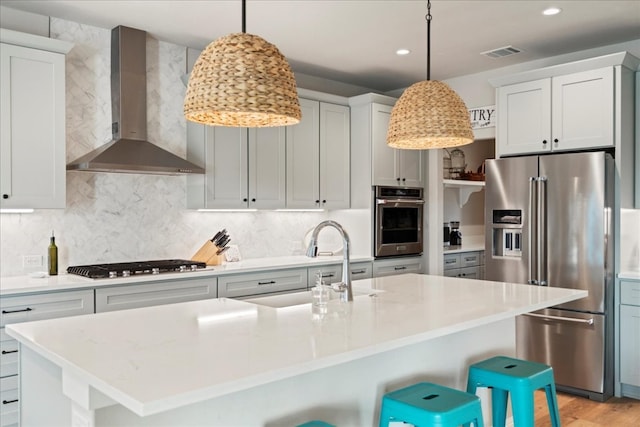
[0,18,370,277]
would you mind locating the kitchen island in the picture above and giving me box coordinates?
[6,274,586,426]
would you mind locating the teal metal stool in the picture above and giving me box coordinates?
[296,421,335,427]
[379,382,484,427]
[466,356,561,427]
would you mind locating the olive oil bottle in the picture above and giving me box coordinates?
[48,231,58,276]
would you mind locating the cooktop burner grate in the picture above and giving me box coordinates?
[67,259,207,279]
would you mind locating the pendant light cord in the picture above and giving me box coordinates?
[426,0,432,81]
[242,0,246,33]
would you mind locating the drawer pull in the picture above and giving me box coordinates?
[2,307,33,314]
[351,270,366,275]
[445,260,456,264]
[2,399,18,405]
[394,266,407,271]
[258,280,276,285]
[320,273,334,278]
[1,350,18,355]
[464,257,476,262]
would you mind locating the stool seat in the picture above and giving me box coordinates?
[296,421,335,427]
[466,356,560,427]
[380,382,484,427]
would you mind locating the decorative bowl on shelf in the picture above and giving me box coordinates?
[459,172,485,181]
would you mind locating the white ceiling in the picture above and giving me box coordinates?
[2,0,639,92]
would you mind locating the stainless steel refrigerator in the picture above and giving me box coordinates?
[484,151,614,401]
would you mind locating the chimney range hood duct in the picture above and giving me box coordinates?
[67,26,204,175]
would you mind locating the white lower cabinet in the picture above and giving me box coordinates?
[373,257,423,277]
[0,289,94,426]
[218,268,308,298]
[443,251,484,279]
[307,261,373,286]
[620,279,640,395]
[95,277,217,313]
[1,329,19,427]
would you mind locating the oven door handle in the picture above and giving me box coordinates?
[376,199,425,205]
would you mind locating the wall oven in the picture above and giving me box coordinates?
[373,186,424,258]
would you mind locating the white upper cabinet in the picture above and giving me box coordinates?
[248,127,287,209]
[497,67,614,157]
[0,31,72,209]
[286,98,350,209]
[187,124,285,209]
[371,104,423,187]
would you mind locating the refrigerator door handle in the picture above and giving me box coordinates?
[538,177,548,286]
[528,177,538,285]
[523,312,594,325]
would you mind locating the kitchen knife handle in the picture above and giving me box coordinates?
[2,307,33,314]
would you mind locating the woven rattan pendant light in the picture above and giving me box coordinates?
[387,0,473,149]
[184,0,301,127]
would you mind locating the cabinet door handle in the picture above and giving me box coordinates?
[2,399,18,405]
[258,280,276,285]
[243,198,248,202]
[394,266,407,271]
[2,307,33,314]
[542,140,548,145]
[2,194,8,199]
[402,178,406,182]
[396,177,401,182]
[322,200,326,204]
[315,200,320,204]
[1,350,18,355]
[553,138,559,143]
[251,198,256,202]
[351,269,366,275]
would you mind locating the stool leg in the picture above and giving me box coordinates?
[544,383,561,427]
[491,388,509,427]
[510,389,535,427]
[464,380,478,427]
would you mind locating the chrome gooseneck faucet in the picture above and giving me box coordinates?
[306,220,353,302]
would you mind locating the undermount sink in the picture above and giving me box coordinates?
[245,288,381,308]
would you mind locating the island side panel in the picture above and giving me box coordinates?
[92,319,514,426]
[21,346,73,426]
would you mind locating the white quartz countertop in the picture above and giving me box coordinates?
[619,271,640,280]
[0,255,373,296]
[443,235,485,254]
[6,274,586,417]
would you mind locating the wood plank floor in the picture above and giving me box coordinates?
[533,391,640,426]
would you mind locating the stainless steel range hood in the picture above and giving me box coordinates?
[67,26,204,175]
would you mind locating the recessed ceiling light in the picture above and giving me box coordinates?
[396,48,411,56]
[543,7,562,16]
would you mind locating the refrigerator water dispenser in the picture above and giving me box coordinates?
[491,209,523,258]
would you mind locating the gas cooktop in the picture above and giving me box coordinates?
[67,259,207,279]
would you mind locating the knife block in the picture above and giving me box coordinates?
[191,240,224,266]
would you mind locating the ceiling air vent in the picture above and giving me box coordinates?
[481,45,522,59]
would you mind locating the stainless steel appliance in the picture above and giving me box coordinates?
[484,151,614,401]
[67,259,207,279]
[373,186,424,258]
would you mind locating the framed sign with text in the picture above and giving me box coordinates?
[469,105,496,129]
